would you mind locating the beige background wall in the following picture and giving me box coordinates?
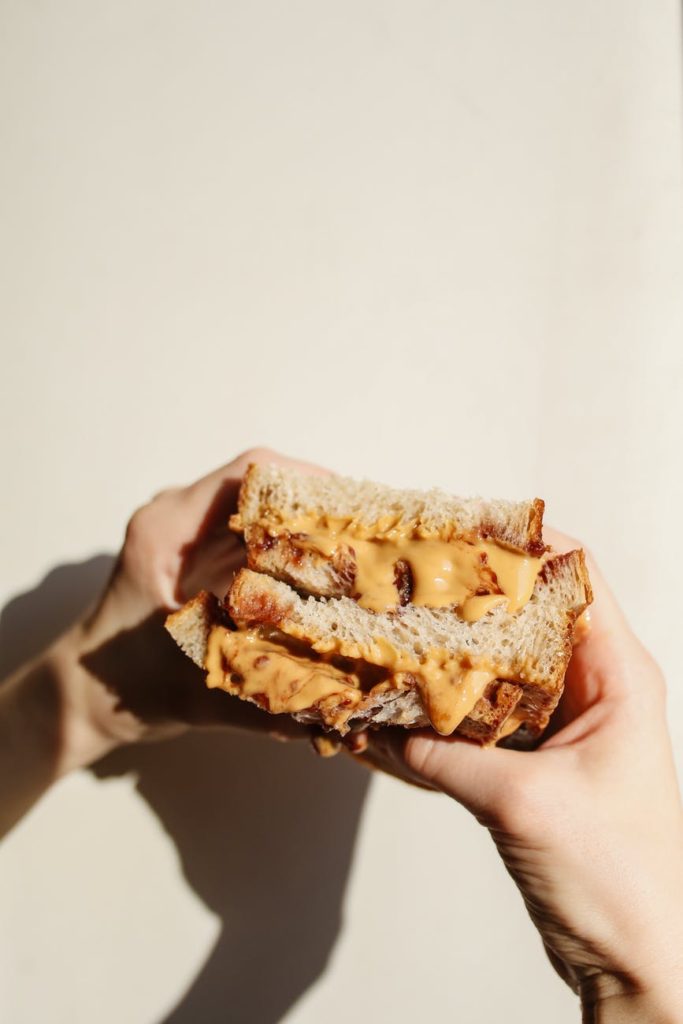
[1,2,682,1021]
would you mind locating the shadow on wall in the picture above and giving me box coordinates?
[0,558,371,1024]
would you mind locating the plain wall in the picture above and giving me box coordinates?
[1,2,682,1021]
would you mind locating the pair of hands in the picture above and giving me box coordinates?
[4,448,683,1022]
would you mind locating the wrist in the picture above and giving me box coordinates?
[49,626,127,774]
[0,642,112,837]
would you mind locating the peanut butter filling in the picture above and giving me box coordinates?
[206,627,365,732]
[206,625,500,737]
[255,514,542,618]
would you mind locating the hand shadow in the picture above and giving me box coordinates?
[0,559,371,1024]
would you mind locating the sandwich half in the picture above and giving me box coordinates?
[166,465,592,746]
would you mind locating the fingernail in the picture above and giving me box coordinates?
[343,731,369,754]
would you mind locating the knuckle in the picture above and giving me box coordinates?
[151,485,181,504]
[126,483,182,540]
[619,641,667,714]
[122,500,162,566]
[124,503,152,544]
[237,446,277,465]
[121,506,169,602]
[637,648,667,704]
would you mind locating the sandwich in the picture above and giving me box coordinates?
[165,464,592,749]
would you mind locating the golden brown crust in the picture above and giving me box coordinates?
[457,681,524,742]
[540,547,594,604]
[526,498,547,557]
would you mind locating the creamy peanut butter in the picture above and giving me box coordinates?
[205,625,500,737]
[205,626,362,731]
[259,514,542,618]
[414,662,497,735]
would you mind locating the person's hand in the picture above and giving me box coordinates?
[362,532,683,1022]
[0,448,324,836]
[59,447,330,766]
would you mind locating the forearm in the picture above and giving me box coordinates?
[0,634,118,839]
[0,652,68,837]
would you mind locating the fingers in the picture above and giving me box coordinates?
[364,727,526,821]
[355,533,642,812]
[159,447,329,546]
[177,530,247,604]
[185,446,329,528]
[343,728,441,791]
[544,528,659,711]
[157,448,330,604]
[544,528,631,648]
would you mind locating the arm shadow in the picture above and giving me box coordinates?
[0,558,371,1024]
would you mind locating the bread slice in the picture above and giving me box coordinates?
[231,465,546,599]
[166,550,591,744]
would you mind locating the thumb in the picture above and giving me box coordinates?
[370,728,523,823]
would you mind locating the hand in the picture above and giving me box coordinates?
[362,532,683,1022]
[62,447,331,762]
[0,448,324,836]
